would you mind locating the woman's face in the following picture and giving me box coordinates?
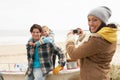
[31,28,41,41]
[88,15,102,33]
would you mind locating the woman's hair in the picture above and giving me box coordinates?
[95,22,117,32]
[107,23,117,28]
[30,24,42,33]
[95,22,106,32]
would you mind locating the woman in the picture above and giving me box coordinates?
[66,6,118,80]
[26,24,65,80]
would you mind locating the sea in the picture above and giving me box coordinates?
[0,30,29,45]
[0,29,119,45]
[0,29,73,45]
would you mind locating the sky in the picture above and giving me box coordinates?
[0,0,120,31]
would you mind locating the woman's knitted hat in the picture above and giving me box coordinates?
[88,6,112,24]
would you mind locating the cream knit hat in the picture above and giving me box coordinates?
[88,6,112,24]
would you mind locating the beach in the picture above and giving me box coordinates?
[0,42,120,80]
[0,42,120,64]
[0,44,27,63]
[0,43,80,80]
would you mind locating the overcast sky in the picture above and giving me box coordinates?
[0,0,119,31]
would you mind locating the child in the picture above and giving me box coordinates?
[41,25,54,42]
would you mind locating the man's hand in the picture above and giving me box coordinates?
[28,42,36,47]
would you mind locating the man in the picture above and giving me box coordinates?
[25,24,65,80]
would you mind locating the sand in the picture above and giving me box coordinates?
[0,42,120,64]
[0,44,27,63]
[0,42,120,80]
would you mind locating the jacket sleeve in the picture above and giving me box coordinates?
[26,44,30,60]
[51,44,66,67]
[36,32,55,46]
[66,37,109,59]
[47,31,55,42]
[26,44,34,60]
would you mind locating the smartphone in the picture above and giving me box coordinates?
[73,29,78,34]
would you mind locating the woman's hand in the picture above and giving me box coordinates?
[66,30,75,45]
[76,28,84,36]
[67,30,74,37]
